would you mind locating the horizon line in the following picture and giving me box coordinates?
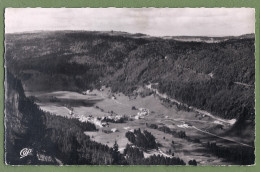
[5,29,255,38]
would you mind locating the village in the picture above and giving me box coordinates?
[68,103,150,133]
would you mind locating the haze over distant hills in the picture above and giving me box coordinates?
[6,30,255,41]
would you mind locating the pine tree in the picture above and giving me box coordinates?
[112,141,119,164]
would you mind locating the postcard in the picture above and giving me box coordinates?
[4,8,255,166]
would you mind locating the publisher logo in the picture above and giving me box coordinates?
[20,148,33,159]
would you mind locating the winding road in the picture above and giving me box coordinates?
[145,84,236,125]
[191,126,253,148]
[162,118,253,148]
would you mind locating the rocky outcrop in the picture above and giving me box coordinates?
[5,71,57,165]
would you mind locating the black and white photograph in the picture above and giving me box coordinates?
[4,8,255,165]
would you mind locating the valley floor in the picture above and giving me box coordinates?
[25,86,253,165]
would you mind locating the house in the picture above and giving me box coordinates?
[135,115,140,120]
[82,90,91,95]
[137,108,149,116]
[69,108,74,116]
[101,122,108,127]
[112,95,116,100]
[111,128,118,132]
[208,72,214,78]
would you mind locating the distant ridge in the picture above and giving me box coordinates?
[162,33,255,43]
[5,30,254,43]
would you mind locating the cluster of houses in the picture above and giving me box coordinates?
[75,115,123,133]
[177,123,192,129]
[105,114,124,121]
[134,108,149,119]
[76,115,106,127]
[73,113,126,128]
[81,90,97,96]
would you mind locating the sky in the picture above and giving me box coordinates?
[5,8,255,37]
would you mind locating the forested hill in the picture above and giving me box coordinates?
[5,70,49,164]
[5,31,255,121]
